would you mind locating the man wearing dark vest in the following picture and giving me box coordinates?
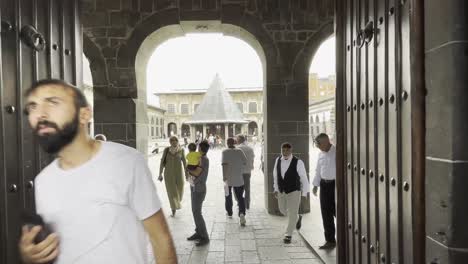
[273,142,310,244]
[312,133,337,249]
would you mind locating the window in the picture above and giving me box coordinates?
[151,116,155,125]
[236,103,244,113]
[181,104,189,114]
[167,104,175,114]
[194,104,199,112]
[151,127,155,137]
[156,118,159,125]
[248,102,257,113]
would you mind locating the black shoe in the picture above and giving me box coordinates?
[187,233,202,241]
[283,236,292,244]
[195,238,210,246]
[319,241,336,249]
[171,209,176,217]
[296,215,303,230]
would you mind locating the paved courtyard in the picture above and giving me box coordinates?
[147,145,326,264]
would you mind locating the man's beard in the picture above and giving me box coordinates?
[35,114,80,154]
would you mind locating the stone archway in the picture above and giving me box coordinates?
[293,22,335,81]
[82,3,334,214]
[130,20,269,155]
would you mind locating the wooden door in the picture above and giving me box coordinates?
[337,0,424,263]
[0,0,81,262]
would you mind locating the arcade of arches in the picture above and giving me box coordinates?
[83,1,335,219]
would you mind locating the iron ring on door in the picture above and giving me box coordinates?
[20,25,46,52]
[356,21,374,48]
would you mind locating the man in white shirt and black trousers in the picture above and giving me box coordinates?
[273,142,310,244]
[312,133,337,249]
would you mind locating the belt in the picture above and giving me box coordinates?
[321,179,336,183]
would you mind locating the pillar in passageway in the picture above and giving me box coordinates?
[202,124,207,139]
[189,125,195,142]
[265,80,310,215]
[224,123,229,142]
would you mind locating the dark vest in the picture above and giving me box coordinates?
[276,156,301,193]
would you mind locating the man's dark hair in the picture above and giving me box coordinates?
[236,134,246,143]
[198,140,209,154]
[24,79,89,115]
[188,143,197,152]
[227,137,236,147]
[314,133,329,143]
[281,142,292,149]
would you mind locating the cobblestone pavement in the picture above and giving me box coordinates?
[148,145,324,264]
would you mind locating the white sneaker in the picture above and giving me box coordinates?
[239,214,246,226]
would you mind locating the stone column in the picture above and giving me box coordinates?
[232,124,236,137]
[425,1,468,262]
[265,80,310,215]
[224,123,229,141]
[202,124,207,140]
[94,97,147,152]
[189,125,195,142]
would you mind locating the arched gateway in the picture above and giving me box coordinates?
[82,2,334,219]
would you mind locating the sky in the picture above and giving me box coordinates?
[309,36,336,77]
[83,34,336,106]
[147,34,263,92]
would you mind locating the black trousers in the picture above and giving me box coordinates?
[320,179,336,243]
[242,173,251,209]
[225,185,246,216]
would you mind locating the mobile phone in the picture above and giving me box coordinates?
[21,211,53,244]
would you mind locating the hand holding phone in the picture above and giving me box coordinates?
[22,212,53,244]
[19,212,58,264]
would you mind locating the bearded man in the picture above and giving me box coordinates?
[18,79,177,264]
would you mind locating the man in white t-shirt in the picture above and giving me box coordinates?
[221,138,247,226]
[19,79,176,264]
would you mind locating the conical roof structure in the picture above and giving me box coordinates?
[185,74,248,124]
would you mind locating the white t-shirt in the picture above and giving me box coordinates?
[221,148,247,187]
[35,142,161,264]
[237,143,255,173]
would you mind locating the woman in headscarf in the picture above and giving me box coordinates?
[159,136,188,216]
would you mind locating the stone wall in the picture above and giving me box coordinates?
[424,0,468,262]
